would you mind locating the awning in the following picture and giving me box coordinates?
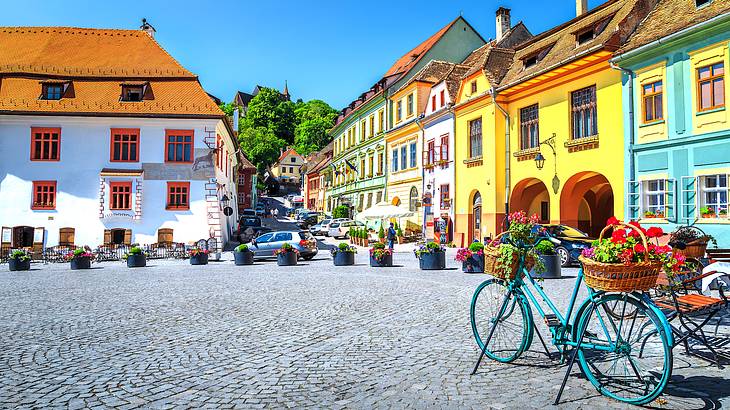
[356,202,414,221]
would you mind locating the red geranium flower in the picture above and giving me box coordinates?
[646,227,664,238]
[611,229,627,243]
[634,244,645,253]
[606,216,620,226]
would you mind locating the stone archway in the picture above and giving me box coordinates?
[560,172,614,237]
[510,178,550,223]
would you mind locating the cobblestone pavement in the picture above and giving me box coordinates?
[1,251,729,409]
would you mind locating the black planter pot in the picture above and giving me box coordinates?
[126,254,146,268]
[234,250,254,266]
[8,259,31,271]
[369,253,393,267]
[530,254,562,279]
[70,257,91,270]
[190,254,209,265]
[277,252,298,266]
[332,251,355,266]
[419,251,446,270]
[462,254,485,273]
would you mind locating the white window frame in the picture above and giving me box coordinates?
[699,174,729,218]
[642,179,667,218]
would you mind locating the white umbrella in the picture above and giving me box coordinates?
[356,202,414,221]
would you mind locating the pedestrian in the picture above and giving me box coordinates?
[270,208,275,219]
[387,222,396,250]
[274,208,279,219]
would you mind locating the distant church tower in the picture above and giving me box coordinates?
[282,80,290,101]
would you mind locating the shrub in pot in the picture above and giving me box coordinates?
[414,242,446,270]
[530,240,561,279]
[189,247,209,265]
[396,226,404,244]
[8,250,31,271]
[124,246,147,268]
[234,243,254,266]
[378,226,386,244]
[275,243,298,266]
[331,243,356,266]
[66,248,94,270]
[456,242,484,273]
[369,242,393,267]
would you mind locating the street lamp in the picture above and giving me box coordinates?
[534,134,560,194]
[221,194,230,207]
[534,152,546,170]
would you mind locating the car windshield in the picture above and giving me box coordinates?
[321,219,331,225]
[299,232,313,240]
[557,225,589,237]
[330,223,340,228]
[240,217,259,225]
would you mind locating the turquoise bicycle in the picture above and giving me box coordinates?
[469,234,674,405]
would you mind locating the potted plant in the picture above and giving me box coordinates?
[369,242,393,267]
[396,226,404,244]
[8,250,31,271]
[488,211,543,280]
[124,246,147,268]
[644,210,655,219]
[189,247,209,265]
[349,227,355,244]
[378,226,386,244]
[274,243,299,266]
[331,242,356,266]
[655,209,665,219]
[531,240,561,279]
[669,225,716,259]
[66,248,94,270]
[720,208,728,218]
[234,243,254,266]
[456,242,484,273]
[414,242,446,270]
[361,229,369,246]
[700,206,715,218]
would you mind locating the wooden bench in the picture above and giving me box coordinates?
[706,248,730,262]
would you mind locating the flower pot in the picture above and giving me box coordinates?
[370,254,393,267]
[8,259,31,271]
[234,250,254,266]
[190,254,209,265]
[419,251,446,270]
[702,213,715,218]
[333,251,355,266]
[126,254,146,268]
[530,254,561,279]
[70,257,91,270]
[277,252,298,266]
[397,237,404,244]
[462,254,484,273]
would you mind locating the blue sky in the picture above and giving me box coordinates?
[2,0,605,109]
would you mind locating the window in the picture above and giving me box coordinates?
[31,181,56,210]
[121,85,144,102]
[42,84,63,100]
[368,156,374,177]
[425,140,435,166]
[431,95,437,112]
[392,149,399,172]
[31,127,61,161]
[369,115,375,137]
[524,55,538,68]
[400,146,407,170]
[440,184,450,208]
[376,191,383,205]
[378,110,384,133]
[110,181,132,210]
[110,128,140,162]
[695,0,712,8]
[471,81,477,94]
[165,130,194,163]
[642,81,663,123]
[700,174,728,216]
[469,118,482,158]
[407,94,414,116]
[576,28,594,45]
[571,86,597,139]
[167,182,190,210]
[697,62,724,112]
[360,158,365,179]
[59,227,75,246]
[519,104,539,150]
[440,134,449,162]
[409,187,418,212]
[642,179,667,217]
[281,166,286,173]
[540,201,549,222]
[291,157,296,163]
[272,232,292,242]
[378,152,384,175]
[361,120,366,141]
[440,90,445,107]
[409,142,417,168]
[396,101,403,122]
[289,167,294,173]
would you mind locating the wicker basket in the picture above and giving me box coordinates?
[580,223,661,292]
[482,233,535,281]
[672,238,709,259]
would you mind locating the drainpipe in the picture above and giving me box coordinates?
[489,87,510,231]
[415,114,427,240]
[609,61,635,221]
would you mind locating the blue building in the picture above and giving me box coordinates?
[613,0,730,244]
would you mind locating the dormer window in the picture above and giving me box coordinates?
[120,83,148,102]
[576,28,595,45]
[39,81,70,100]
[696,0,712,7]
[574,15,612,46]
[522,44,554,70]
[524,55,538,68]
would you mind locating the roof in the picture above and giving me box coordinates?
[394,60,459,95]
[498,0,656,88]
[383,17,460,78]
[617,0,730,54]
[444,65,470,99]
[276,147,301,163]
[239,154,256,171]
[459,20,530,84]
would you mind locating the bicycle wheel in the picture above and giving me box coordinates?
[470,279,533,363]
[575,294,672,405]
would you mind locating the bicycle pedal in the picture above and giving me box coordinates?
[544,314,561,327]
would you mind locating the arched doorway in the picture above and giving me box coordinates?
[510,178,550,223]
[409,186,418,212]
[469,191,482,242]
[560,172,614,237]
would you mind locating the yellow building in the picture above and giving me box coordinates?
[270,147,304,184]
[453,0,656,244]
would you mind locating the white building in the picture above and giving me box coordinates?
[0,25,239,252]
[421,64,468,243]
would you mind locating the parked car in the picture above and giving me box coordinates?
[241,208,256,217]
[297,214,320,229]
[255,204,266,217]
[328,220,366,239]
[249,231,318,260]
[237,216,272,243]
[537,224,595,267]
[319,218,348,236]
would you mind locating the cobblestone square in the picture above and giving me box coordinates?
[1,251,728,409]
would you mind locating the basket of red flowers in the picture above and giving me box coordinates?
[579,217,685,292]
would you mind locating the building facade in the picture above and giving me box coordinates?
[270,148,304,185]
[0,26,239,251]
[237,155,258,212]
[613,0,730,243]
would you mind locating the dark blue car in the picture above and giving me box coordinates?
[537,224,595,267]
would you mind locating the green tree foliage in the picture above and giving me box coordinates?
[332,205,350,219]
[238,126,286,174]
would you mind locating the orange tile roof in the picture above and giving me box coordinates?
[0,26,223,117]
[383,18,459,78]
[276,147,301,163]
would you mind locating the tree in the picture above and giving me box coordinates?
[242,88,295,144]
[238,126,286,174]
[293,100,338,156]
[332,205,350,219]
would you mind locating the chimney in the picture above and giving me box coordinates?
[576,0,588,16]
[140,18,156,38]
[495,7,511,42]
